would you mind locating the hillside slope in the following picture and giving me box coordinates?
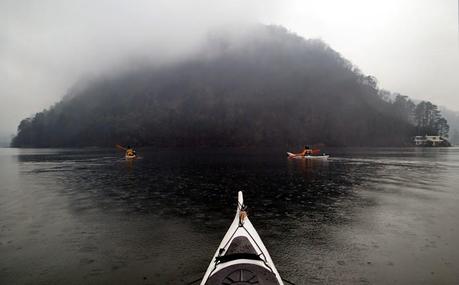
[12,25,414,147]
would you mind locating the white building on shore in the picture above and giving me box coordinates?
[414,135,447,146]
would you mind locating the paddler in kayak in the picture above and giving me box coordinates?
[293,145,313,156]
[288,145,321,157]
[125,145,136,158]
[300,145,313,156]
[115,144,137,159]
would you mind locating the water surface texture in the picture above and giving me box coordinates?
[1,147,459,284]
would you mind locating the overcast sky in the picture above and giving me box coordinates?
[1,0,458,137]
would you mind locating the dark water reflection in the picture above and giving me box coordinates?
[1,147,459,284]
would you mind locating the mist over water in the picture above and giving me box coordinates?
[0,0,262,137]
[2,0,459,139]
[1,147,458,284]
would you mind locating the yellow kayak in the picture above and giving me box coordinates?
[125,154,137,160]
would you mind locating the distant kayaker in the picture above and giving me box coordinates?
[300,145,313,156]
[287,146,328,159]
[125,146,136,157]
[303,145,312,156]
[289,146,316,157]
[115,144,137,160]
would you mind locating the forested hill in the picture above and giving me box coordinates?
[12,25,422,147]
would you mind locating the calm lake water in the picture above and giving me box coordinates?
[1,147,459,284]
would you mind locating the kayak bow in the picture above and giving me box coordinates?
[200,191,284,285]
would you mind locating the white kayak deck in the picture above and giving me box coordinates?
[200,192,284,285]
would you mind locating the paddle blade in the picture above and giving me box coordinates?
[115,144,127,151]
